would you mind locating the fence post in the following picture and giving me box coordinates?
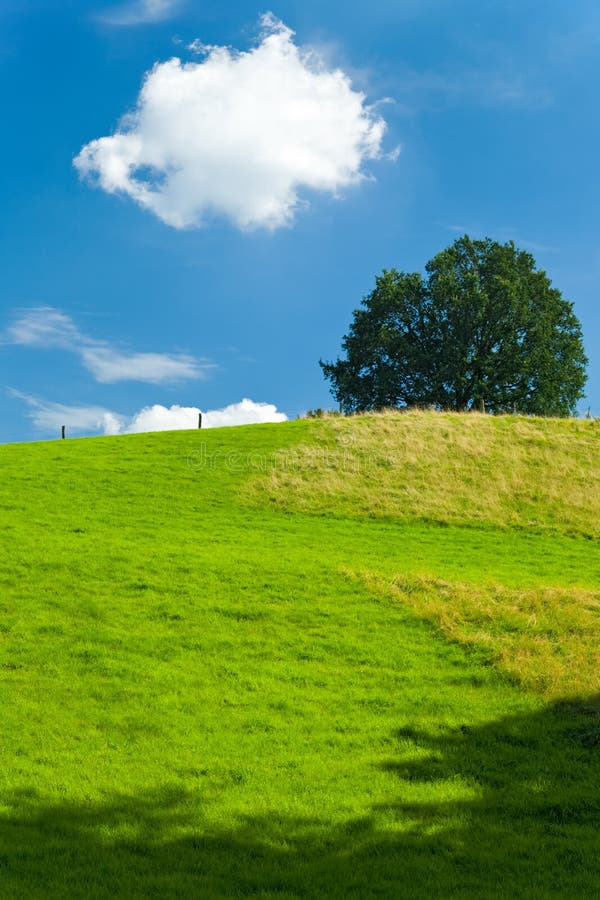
[61,425,65,439]
[198,412,202,429]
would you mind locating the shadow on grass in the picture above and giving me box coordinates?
[1,697,599,899]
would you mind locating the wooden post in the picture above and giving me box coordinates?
[198,412,202,429]
[61,425,65,439]
[480,399,486,414]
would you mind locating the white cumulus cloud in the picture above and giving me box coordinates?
[99,0,181,26]
[74,14,390,230]
[124,398,288,432]
[5,307,209,385]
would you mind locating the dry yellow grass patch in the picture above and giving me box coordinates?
[356,569,600,699]
[248,410,600,538]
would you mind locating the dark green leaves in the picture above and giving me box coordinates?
[321,236,587,416]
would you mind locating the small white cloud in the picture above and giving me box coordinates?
[99,0,181,26]
[100,412,125,435]
[9,390,124,436]
[187,40,220,56]
[6,307,78,347]
[74,14,391,230]
[124,403,199,432]
[5,307,210,385]
[79,346,203,384]
[124,398,288,432]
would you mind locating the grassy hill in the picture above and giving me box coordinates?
[0,411,598,898]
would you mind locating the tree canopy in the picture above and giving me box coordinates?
[321,236,587,416]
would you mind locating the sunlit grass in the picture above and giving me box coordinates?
[354,572,600,699]
[250,410,600,538]
[0,415,598,897]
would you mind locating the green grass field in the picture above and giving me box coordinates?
[0,412,598,898]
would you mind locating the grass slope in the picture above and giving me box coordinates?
[0,413,598,898]
[251,410,600,537]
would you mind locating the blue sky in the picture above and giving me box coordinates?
[0,0,598,440]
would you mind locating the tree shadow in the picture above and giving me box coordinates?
[1,696,598,899]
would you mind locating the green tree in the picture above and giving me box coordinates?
[321,236,588,416]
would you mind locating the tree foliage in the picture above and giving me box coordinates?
[321,236,587,416]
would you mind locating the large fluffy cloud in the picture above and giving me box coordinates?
[74,15,390,230]
[12,392,287,436]
[5,307,209,384]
